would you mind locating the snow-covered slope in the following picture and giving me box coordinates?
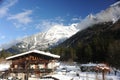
[3,1,120,52]
[15,23,78,51]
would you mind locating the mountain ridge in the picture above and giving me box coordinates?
[6,23,78,53]
[1,1,120,54]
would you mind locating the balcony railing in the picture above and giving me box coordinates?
[10,68,52,73]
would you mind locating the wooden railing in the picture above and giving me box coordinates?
[10,68,52,73]
[0,70,10,79]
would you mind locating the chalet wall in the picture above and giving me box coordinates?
[5,51,60,80]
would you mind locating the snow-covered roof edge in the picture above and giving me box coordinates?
[6,50,60,60]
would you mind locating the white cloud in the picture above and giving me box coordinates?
[0,35,6,39]
[77,5,120,30]
[71,17,82,22]
[8,10,33,24]
[95,6,120,23]
[0,0,18,18]
[12,22,28,31]
[55,16,65,22]
[0,39,21,49]
[13,22,21,28]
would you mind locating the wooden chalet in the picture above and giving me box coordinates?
[5,50,60,80]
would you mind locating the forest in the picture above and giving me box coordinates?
[50,20,120,69]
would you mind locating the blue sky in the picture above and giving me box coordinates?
[0,0,117,46]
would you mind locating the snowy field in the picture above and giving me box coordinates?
[0,63,10,72]
[40,73,119,80]
[40,63,120,80]
[0,62,120,80]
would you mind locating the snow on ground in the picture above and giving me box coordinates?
[41,71,120,80]
[0,62,120,80]
[0,62,10,71]
[41,63,120,80]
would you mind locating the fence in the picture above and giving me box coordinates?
[78,72,119,80]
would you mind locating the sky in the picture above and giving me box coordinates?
[0,0,117,46]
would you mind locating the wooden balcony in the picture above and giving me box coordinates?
[10,68,52,73]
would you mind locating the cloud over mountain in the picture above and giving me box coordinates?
[77,1,120,31]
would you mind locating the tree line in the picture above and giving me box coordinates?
[50,21,120,69]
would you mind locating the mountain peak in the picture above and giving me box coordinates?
[44,24,78,43]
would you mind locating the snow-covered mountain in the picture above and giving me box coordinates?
[13,23,79,51]
[4,1,120,53]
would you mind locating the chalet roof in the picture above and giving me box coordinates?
[6,50,60,60]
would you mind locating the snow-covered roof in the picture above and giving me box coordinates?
[6,50,60,60]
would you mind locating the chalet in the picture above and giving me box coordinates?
[4,50,60,80]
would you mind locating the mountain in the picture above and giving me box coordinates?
[51,19,120,68]
[7,23,78,53]
[49,1,120,68]
[3,1,120,55]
